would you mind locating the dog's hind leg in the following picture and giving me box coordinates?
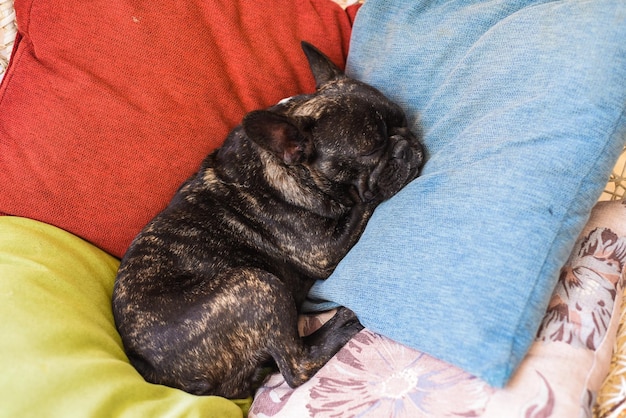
[301,307,363,351]
[267,303,363,388]
[211,268,362,390]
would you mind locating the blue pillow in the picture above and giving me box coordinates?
[307,0,626,387]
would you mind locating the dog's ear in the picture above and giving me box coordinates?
[243,110,313,165]
[301,41,344,88]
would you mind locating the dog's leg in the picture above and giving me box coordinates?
[311,203,377,277]
[302,307,363,349]
[268,305,363,387]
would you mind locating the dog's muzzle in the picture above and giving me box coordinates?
[365,130,423,201]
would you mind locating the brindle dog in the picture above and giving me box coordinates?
[112,42,424,398]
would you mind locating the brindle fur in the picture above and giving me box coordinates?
[112,42,424,398]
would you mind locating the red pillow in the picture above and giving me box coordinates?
[0,0,354,258]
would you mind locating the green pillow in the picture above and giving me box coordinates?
[0,216,250,417]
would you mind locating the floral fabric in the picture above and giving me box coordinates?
[594,290,626,418]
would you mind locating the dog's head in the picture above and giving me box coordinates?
[242,42,424,211]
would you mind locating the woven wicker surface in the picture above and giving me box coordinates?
[0,0,15,82]
[601,147,626,201]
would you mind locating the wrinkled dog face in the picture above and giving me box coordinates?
[283,83,423,204]
[245,46,424,208]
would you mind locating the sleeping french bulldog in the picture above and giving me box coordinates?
[112,42,424,399]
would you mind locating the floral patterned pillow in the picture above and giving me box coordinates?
[250,200,626,418]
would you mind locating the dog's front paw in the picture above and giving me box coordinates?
[331,306,364,333]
